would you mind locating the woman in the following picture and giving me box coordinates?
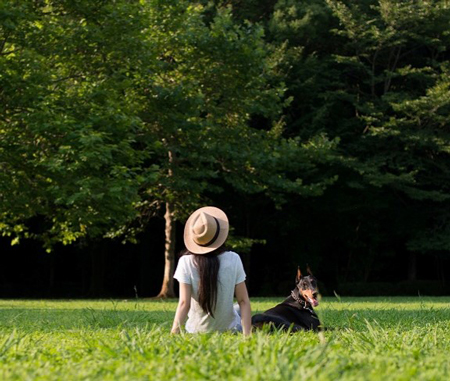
[171,206,252,336]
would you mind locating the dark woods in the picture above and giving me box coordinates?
[1,0,450,298]
[2,199,449,298]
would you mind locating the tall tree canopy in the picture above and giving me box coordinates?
[1,0,336,296]
[204,0,450,284]
[3,0,450,297]
[264,0,450,280]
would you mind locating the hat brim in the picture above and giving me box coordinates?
[184,206,229,254]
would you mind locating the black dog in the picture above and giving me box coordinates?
[252,266,321,332]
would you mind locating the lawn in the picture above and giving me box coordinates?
[1,297,449,380]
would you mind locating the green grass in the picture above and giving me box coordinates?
[1,297,450,380]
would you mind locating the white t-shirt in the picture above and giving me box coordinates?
[173,251,246,333]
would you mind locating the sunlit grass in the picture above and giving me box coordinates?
[1,297,449,380]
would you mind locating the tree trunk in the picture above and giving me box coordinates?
[408,252,417,281]
[156,201,176,298]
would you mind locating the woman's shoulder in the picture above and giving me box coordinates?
[177,254,194,267]
[221,251,242,262]
[223,250,239,256]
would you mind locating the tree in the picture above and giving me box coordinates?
[1,1,338,296]
[0,0,155,248]
[130,3,338,297]
[324,0,450,278]
[264,0,450,281]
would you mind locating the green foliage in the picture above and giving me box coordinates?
[3,0,450,281]
[264,0,450,261]
[1,298,450,380]
[323,0,450,254]
[1,0,338,252]
[0,0,155,248]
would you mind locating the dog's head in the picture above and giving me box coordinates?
[295,265,319,307]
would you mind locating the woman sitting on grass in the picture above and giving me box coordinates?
[171,206,252,336]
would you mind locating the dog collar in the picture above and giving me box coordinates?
[291,290,314,313]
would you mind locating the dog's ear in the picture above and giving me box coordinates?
[306,263,314,276]
[296,266,302,283]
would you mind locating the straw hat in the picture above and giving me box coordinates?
[184,206,229,254]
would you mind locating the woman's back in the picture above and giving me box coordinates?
[174,251,246,333]
[171,206,251,336]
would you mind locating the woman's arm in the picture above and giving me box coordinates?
[235,281,252,336]
[171,282,191,334]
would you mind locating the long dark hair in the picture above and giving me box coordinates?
[181,246,226,318]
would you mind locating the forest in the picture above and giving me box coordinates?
[1,0,450,298]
